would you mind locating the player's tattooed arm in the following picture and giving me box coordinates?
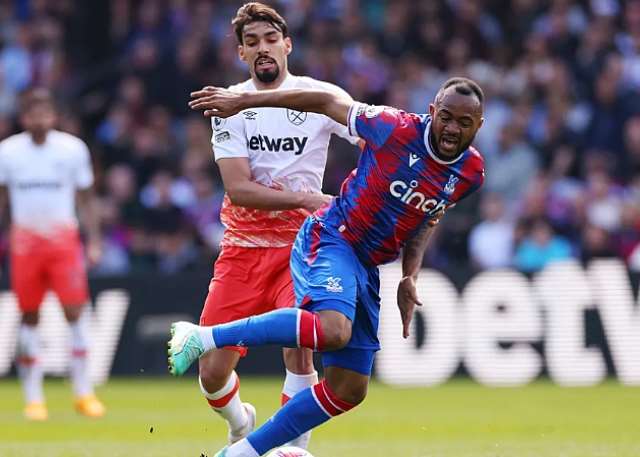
[189,87,352,126]
[218,157,332,212]
[402,224,437,280]
[397,224,437,338]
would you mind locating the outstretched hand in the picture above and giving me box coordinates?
[397,276,423,339]
[189,86,245,118]
[427,208,445,227]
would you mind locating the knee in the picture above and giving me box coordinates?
[327,377,368,406]
[63,305,84,323]
[318,312,352,351]
[198,358,233,392]
[321,324,351,351]
[347,383,368,406]
[21,312,39,326]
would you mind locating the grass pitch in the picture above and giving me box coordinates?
[0,377,638,457]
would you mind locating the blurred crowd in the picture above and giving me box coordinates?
[0,0,639,277]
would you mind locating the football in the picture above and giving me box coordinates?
[265,446,314,457]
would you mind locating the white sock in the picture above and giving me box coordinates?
[197,326,216,351]
[282,369,318,449]
[200,371,247,432]
[282,369,318,400]
[69,309,93,397]
[17,324,44,404]
[226,438,260,457]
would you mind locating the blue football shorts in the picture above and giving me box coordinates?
[290,217,380,376]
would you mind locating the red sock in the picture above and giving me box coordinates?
[297,310,325,351]
[313,379,356,417]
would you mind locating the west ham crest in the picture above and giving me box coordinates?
[287,109,307,125]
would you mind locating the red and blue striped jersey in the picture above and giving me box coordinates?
[315,103,485,266]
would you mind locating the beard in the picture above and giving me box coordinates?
[456,137,474,155]
[430,129,475,158]
[255,65,280,83]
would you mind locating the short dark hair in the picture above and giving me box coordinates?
[232,2,288,45]
[436,77,484,105]
[20,87,56,113]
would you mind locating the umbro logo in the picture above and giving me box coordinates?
[409,153,420,167]
[243,111,258,120]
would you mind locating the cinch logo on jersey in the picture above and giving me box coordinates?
[247,134,309,155]
[389,180,448,215]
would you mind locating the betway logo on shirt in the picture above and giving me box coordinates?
[389,179,447,216]
[17,180,63,190]
[247,134,308,155]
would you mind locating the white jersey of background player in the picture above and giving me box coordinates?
[189,2,358,449]
[0,89,104,421]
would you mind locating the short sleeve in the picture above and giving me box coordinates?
[74,140,94,189]
[319,82,360,145]
[211,113,248,161]
[330,119,360,145]
[347,103,401,149]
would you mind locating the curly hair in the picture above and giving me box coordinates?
[232,2,289,44]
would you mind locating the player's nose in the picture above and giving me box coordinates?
[257,40,270,53]
[443,123,461,135]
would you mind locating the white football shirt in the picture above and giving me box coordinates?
[212,73,358,247]
[0,130,93,234]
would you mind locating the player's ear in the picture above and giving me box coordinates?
[429,103,436,117]
[238,44,246,63]
[284,36,292,56]
[478,117,484,129]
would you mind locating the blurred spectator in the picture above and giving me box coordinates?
[91,197,131,276]
[468,193,514,270]
[583,55,640,160]
[0,23,32,91]
[578,167,624,232]
[513,218,574,272]
[154,220,204,275]
[616,0,640,89]
[545,144,584,233]
[623,115,640,180]
[127,221,156,273]
[184,171,224,253]
[140,167,194,209]
[103,163,143,224]
[580,223,617,262]
[484,119,540,208]
[0,69,17,114]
